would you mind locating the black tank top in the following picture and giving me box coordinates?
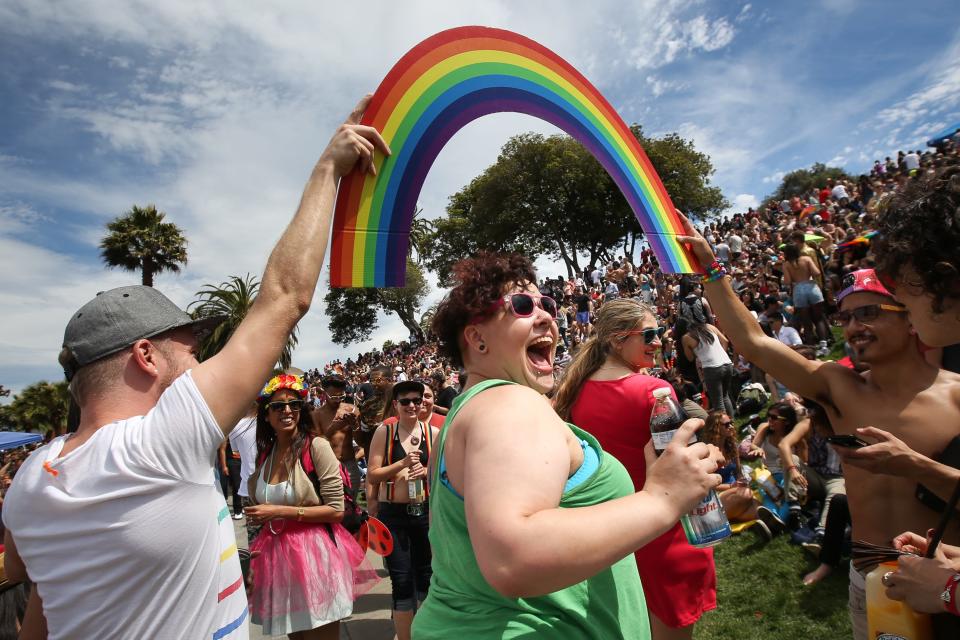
[388,421,430,468]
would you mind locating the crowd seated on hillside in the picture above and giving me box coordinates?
[287,139,959,589]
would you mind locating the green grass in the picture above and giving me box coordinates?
[692,338,854,639]
[695,534,852,639]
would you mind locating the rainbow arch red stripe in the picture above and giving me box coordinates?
[330,26,701,287]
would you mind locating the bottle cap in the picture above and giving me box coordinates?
[652,388,672,399]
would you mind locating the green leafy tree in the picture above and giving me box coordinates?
[767,163,853,204]
[100,204,188,287]
[324,259,429,346]
[0,381,70,434]
[188,274,299,369]
[427,129,727,283]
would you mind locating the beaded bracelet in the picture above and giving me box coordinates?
[704,260,728,283]
[943,572,960,616]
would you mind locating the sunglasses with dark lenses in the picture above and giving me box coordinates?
[618,326,666,344]
[502,293,558,319]
[397,397,424,406]
[268,400,304,412]
[834,303,907,326]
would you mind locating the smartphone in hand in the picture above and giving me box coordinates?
[826,434,869,448]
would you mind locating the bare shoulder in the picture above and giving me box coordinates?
[932,368,960,403]
[813,361,869,409]
[456,384,562,444]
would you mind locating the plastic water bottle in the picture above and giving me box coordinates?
[649,387,731,548]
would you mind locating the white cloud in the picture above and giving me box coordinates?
[645,75,686,98]
[763,171,786,184]
[872,34,960,148]
[623,11,738,71]
[47,79,84,92]
[728,193,759,213]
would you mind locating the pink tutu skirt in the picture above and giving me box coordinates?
[249,520,380,635]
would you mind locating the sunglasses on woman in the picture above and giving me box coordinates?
[498,293,558,319]
[397,397,423,406]
[268,400,304,412]
[833,303,907,326]
[617,326,666,344]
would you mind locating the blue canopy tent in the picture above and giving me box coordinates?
[926,122,960,147]
[0,432,42,451]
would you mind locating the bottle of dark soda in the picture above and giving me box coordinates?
[649,388,731,548]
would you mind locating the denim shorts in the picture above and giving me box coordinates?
[793,281,824,308]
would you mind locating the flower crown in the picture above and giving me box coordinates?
[258,373,308,402]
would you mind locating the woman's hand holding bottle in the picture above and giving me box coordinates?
[643,418,725,518]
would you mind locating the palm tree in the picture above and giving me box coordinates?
[100,204,188,287]
[409,207,434,264]
[188,274,299,369]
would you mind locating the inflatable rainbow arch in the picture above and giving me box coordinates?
[330,26,701,288]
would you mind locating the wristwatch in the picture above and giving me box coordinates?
[297,507,305,522]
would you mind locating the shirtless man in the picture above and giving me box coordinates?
[853,166,960,617]
[312,375,362,492]
[782,242,829,351]
[311,375,355,436]
[678,217,960,640]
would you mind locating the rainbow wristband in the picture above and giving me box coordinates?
[704,260,728,283]
[944,573,960,616]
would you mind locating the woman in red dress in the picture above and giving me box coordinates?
[554,298,717,640]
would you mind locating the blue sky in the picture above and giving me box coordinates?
[1,0,959,395]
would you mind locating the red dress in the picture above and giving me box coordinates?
[570,374,717,628]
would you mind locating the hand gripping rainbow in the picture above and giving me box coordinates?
[330,26,701,287]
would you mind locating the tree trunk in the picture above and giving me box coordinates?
[142,257,154,287]
[395,306,425,343]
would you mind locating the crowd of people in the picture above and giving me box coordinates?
[1,97,958,640]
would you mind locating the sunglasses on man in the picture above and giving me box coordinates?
[268,400,304,412]
[833,303,907,326]
[396,397,423,406]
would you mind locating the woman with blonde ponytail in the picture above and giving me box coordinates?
[554,298,718,640]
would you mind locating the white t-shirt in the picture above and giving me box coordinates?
[903,152,920,171]
[714,242,731,262]
[727,234,743,254]
[3,371,248,640]
[228,416,258,499]
[775,325,803,347]
[831,184,849,200]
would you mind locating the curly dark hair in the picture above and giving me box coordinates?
[431,252,538,367]
[874,165,960,312]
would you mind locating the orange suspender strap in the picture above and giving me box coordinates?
[384,423,395,502]
[421,421,433,498]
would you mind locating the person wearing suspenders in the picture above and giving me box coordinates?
[366,380,439,640]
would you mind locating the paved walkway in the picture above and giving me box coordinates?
[233,518,395,640]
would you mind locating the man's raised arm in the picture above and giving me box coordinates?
[195,96,390,432]
[677,214,834,404]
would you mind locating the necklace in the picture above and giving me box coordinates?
[399,421,422,447]
[264,446,289,535]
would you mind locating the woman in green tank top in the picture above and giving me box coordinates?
[412,253,725,639]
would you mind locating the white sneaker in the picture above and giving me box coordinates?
[231,513,244,520]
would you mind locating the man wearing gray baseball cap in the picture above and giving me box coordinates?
[2,96,389,639]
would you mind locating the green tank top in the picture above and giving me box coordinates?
[412,379,650,639]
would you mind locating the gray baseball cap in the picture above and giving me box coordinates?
[59,285,225,381]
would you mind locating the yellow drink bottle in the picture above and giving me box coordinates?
[866,561,933,640]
